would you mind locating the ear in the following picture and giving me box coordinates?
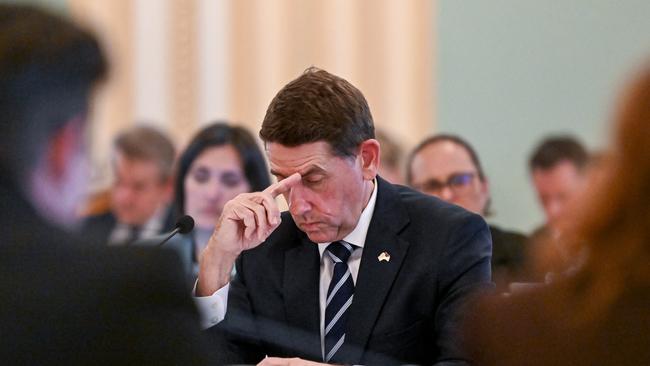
[46,117,83,182]
[358,139,380,181]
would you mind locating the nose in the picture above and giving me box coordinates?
[204,179,223,201]
[439,186,455,201]
[287,184,311,217]
[546,200,564,223]
[113,185,133,206]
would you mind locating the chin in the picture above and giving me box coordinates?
[304,230,337,244]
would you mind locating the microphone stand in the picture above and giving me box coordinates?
[157,227,181,247]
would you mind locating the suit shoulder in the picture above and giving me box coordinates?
[489,225,528,246]
[393,183,484,228]
[82,211,115,225]
[80,211,116,233]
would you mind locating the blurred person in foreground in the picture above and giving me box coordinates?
[527,135,589,280]
[465,64,650,365]
[196,68,492,365]
[407,134,528,292]
[0,5,212,364]
[173,121,270,287]
[82,125,177,246]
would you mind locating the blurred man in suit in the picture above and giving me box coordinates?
[527,135,589,280]
[0,5,212,364]
[83,125,176,246]
[529,135,588,238]
[407,134,528,291]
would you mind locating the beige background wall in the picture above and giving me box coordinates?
[66,0,436,190]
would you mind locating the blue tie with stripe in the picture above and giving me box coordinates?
[324,240,356,363]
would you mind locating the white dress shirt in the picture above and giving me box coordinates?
[193,179,378,338]
[107,205,168,246]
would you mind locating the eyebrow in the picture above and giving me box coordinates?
[270,165,327,180]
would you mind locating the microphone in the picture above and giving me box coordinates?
[157,215,195,247]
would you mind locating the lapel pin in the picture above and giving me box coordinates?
[378,251,391,262]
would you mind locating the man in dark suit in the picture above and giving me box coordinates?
[81,126,196,282]
[407,134,529,292]
[0,5,212,364]
[82,125,177,246]
[195,68,492,365]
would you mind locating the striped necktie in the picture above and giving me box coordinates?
[124,225,141,245]
[324,240,356,363]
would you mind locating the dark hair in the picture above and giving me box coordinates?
[406,134,487,185]
[174,122,271,216]
[260,67,375,157]
[0,5,107,184]
[529,135,588,172]
[113,125,176,182]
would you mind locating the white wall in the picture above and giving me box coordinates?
[437,0,650,233]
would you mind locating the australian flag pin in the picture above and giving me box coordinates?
[378,251,391,262]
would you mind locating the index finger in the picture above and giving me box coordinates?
[264,172,301,198]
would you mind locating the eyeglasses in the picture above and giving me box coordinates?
[413,172,476,194]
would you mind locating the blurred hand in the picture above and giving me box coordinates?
[196,173,301,296]
[258,357,329,366]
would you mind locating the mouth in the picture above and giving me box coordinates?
[299,222,321,231]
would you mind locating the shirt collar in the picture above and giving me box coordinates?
[117,205,166,234]
[317,178,377,259]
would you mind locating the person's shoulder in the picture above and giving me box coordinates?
[529,224,550,240]
[466,283,551,355]
[489,225,528,245]
[83,243,188,281]
[80,210,116,230]
[83,210,115,223]
[18,235,210,363]
[5,222,190,299]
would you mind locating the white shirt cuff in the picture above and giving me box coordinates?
[192,282,229,329]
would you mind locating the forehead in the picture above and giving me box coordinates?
[411,141,477,179]
[114,154,161,181]
[192,145,243,169]
[267,141,338,175]
[532,160,582,190]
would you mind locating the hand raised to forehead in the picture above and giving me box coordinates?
[197,173,301,296]
[264,172,301,198]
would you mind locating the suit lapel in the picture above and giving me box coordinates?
[283,233,322,360]
[342,178,410,362]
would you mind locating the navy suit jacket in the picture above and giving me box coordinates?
[211,177,492,365]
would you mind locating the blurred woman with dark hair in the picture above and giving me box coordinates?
[175,122,271,278]
[466,65,650,365]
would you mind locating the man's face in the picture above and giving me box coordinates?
[409,141,489,215]
[268,141,375,244]
[532,160,585,229]
[111,153,171,226]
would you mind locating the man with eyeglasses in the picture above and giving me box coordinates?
[407,134,528,291]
